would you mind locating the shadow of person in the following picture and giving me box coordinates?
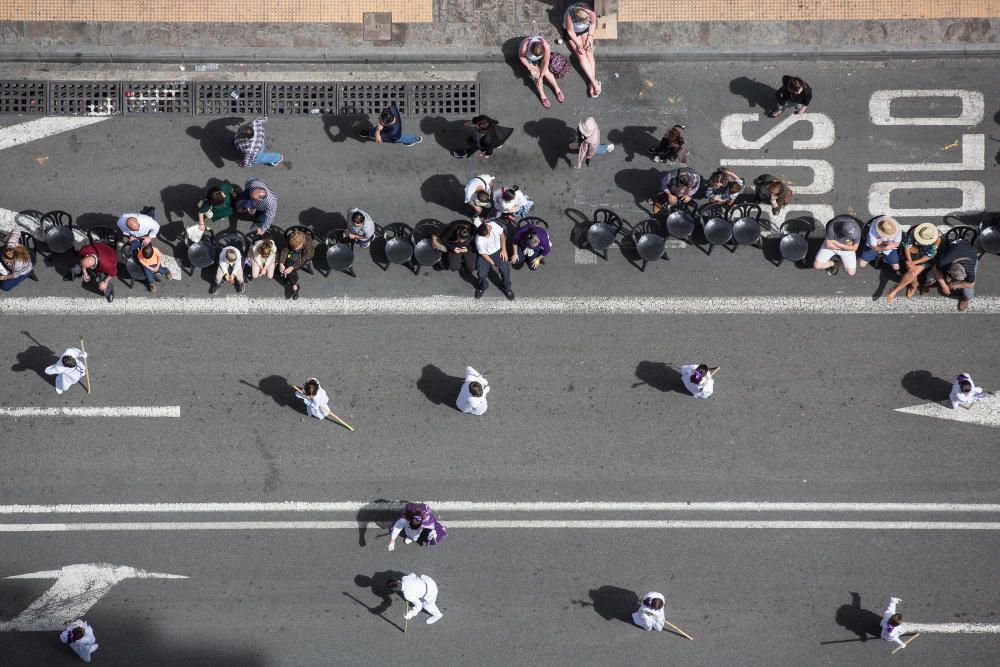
[185,117,243,168]
[240,375,303,413]
[900,370,954,402]
[835,592,883,641]
[420,116,470,152]
[870,262,900,300]
[523,118,574,170]
[585,586,639,624]
[614,168,662,214]
[729,76,778,112]
[420,174,467,215]
[298,207,337,240]
[416,364,465,411]
[632,361,686,393]
[606,126,658,164]
[158,183,205,247]
[355,498,401,547]
[323,114,367,144]
[11,341,56,384]
[350,571,407,629]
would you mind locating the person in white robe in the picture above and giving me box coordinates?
[632,592,666,631]
[880,596,907,649]
[680,363,715,399]
[295,377,330,420]
[950,373,990,409]
[389,573,443,624]
[45,347,88,395]
[456,366,489,415]
[60,619,98,662]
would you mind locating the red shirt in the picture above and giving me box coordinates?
[78,243,118,277]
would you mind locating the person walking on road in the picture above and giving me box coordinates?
[880,597,907,649]
[45,347,88,395]
[117,208,160,247]
[360,103,422,146]
[885,223,941,304]
[135,242,173,293]
[812,216,861,277]
[518,36,567,108]
[632,592,666,631]
[451,115,513,159]
[858,215,902,272]
[295,378,330,420]
[573,116,614,169]
[456,366,489,415]
[343,208,376,248]
[681,363,717,399]
[475,220,514,300]
[235,116,283,167]
[211,246,245,294]
[60,619,98,662]
[388,502,448,550]
[389,573,444,625]
[76,240,117,302]
[564,3,601,98]
[236,178,278,237]
[647,125,688,164]
[769,75,812,118]
[432,219,477,274]
[0,229,35,293]
[950,373,992,410]
[464,174,495,220]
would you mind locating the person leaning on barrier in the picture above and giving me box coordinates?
[885,223,940,304]
[922,236,978,312]
[432,219,477,274]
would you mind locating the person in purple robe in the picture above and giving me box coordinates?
[387,502,448,551]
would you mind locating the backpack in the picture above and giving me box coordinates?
[548,53,571,79]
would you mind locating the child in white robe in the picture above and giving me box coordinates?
[880,596,906,649]
[60,619,98,662]
[45,347,88,395]
[456,366,489,415]
[950,373,990,409]
[295,377,330,420]
[680,363,716,399]
[632,592,666,631]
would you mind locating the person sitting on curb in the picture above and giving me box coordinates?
[0,229,34,293]
[922,237,977,311]
[432,219,477,274]
[359,103,422,146]
[277,230,315,301]
[456,366,489,415]
[247,235,277,282]
[885,223,940,304]
[76,240,117,302]
[343,208,376,248]
[858,215,902,272]
[660,167,701,207]
[134,242,173,293]
[117,208,160,247]
[518,35,566,108]
[211,246,245,294]
[812,216,861,277]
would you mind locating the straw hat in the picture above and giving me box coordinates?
[875,216,898,236]
[912,222,939,245]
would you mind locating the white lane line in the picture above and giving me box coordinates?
[0,117,109,151]
[3,295,1000,315]
[906,623,1000,634]
[3,501,1000,515]
[4,520,1000,532]
[0,407,180,418]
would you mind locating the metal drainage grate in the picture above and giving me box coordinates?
[410,82,478,117]
[48,81,120,116]
[0,81,46,114]
[194,82,265,115]
[122,82,192,116]
[338,83,407,117]
[267,83,338,115]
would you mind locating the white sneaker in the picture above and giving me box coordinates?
[426,615,442,625]
[404,538,413,544]
[606,143,615,153]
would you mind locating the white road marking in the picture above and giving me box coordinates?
[721,159,833,195]
[868,134,985,172]
[0,117,109,152]
[0,406,181,418]
[868,180,986,218]
[905,623,1000,634]
[895,395,1000,429]
[720,112,835,150]
[3,501,1000,514]
[3,295,999,315]
[869,90,985,126]
[0,563,187,632]
[3,520,1000,532]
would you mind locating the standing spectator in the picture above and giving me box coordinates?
[647,125,688,164]
[949,373,991,410]
[511,224,551,270]
[923,237,978,311]
[116,209,160,247]
[681,363,717,399]
[632,592,666,632]
[451,115,514,159]
[247,236,277,281]
[196,181,239,231]
[45,347,88,395]
[704,168,744,206]
[475,220,514,300]
[432,219,477,274]
[859,215,902,272]
[464,174,495,219]
[236,178,278,237]
[277,230,314,300]
[563,3,601,98]
[59,619,98,663]
[518,36,566,108]
[77,240,117,302]
[812,216,861,277]
[359,103,422,146]
[456,366,490,415]
[135,242,173,293]
[885,223,940,304]
[0,229,34,292]
[211,246,245,294]
[573,116,614,169]
[769,75,812,118]
[753,174,793,215]
[659,167,701,208]
[343,208,376,248]
[387,502,448,551]
[491,185,534,222]
[234,116,283,167]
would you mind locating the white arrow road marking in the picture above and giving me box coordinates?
[0,117,109,152]
[895,394,1000,429]
[0,563,187,632]
[0,406,180,418]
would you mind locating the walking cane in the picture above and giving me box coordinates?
[288,384,355,431]
[403,602,409,634]
[891,633,919,655]
[78,335,92,395]
[663,618,694,641]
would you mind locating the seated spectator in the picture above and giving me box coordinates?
[949,373,991,410]
[518,36,565,108]
[859,215,901,272]
[432,219,477,273]
[196,181,239,231]
[0,229,34,292]
[704,168,744,206]
[769,75,812,118]
[753,174,793,215]
[491,185,534,222]
[277,230,315,300]
[511,224,551,270]
[77,240,117,302]
[923,237,978,311]
[886,223,940,304]
[658,167,701,208]
[247,236,277,281]
[134,242,173,293]
[359,103,422,146]
[117,209,160,247]
[464,174,495,220]
[813,216,861,277]
[646,125,688,164]
[235,116,283,167]
[212,246,245,294]
[343,208,376,248]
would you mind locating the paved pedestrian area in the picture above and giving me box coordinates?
[621,0,997,21]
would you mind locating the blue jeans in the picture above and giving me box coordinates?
[367,128,421,145]
[251,151,283,165]
[476,251,511,292]
[594,144,610,155]
[0,273,29,291]
[142,264,169,285]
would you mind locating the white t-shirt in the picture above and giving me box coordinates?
[464,175,494,204]
[475,222,504,255]
[866,216,902,254]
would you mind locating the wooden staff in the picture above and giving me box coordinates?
[891,633,919,655]
[78,336,92,395]
[663,618,694,641]
[403,602,409,633]
[289,384,355,431]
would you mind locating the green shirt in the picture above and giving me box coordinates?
[197,180,236,220]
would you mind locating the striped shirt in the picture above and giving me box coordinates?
[242,178,278,231]
[235,116,267,168]
[1,229,33,278]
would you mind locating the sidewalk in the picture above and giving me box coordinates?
[0,1,997,62]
